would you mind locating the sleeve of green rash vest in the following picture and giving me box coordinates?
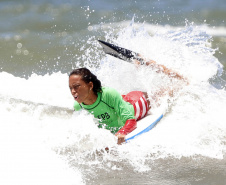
[102,87,135,126]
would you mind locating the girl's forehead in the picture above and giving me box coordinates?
[70,74,82,80]
[69,75,86,85]
[69,75,83,83]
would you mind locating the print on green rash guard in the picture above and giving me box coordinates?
[74,87,135,133]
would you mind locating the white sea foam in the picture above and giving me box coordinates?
[0,99,85,185]
[90,20,226,37]
[88,21,226,160]
[0,72,73,108]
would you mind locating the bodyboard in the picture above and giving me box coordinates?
[125,111,164,142]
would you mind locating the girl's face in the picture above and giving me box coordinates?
[69,74,94,104]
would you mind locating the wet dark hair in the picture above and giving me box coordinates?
[69,68,102,94]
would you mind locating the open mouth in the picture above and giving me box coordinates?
[74,95,78,101]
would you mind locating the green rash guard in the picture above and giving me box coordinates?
[73,87,135,134]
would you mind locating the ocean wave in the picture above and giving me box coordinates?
[89,20,226,37]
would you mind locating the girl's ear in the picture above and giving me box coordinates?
[89,81,94,90]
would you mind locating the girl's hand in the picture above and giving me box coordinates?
[115,133,126,145]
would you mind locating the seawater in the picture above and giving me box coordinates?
[0,0,226,185]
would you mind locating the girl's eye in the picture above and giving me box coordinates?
[73,85,80,90]
[69,84,80,91]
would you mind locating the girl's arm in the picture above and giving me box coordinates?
[115,119,137,145]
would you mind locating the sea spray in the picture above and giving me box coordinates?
[1,21,226,184]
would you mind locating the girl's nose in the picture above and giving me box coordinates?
[71,88,76,94]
